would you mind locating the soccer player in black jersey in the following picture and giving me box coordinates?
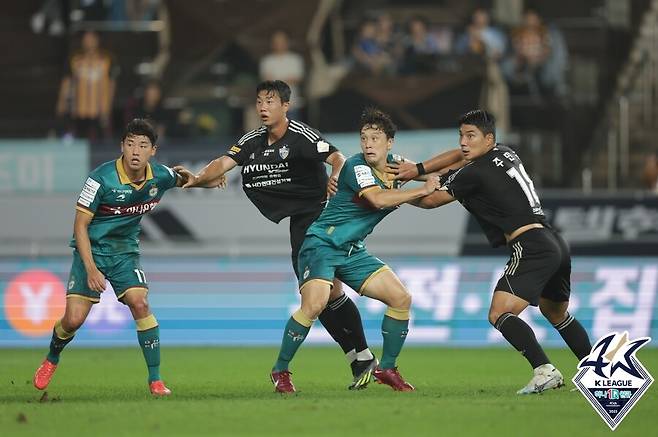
[175,80,377,389]
[406,110,592,394]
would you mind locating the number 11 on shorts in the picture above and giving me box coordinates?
[134,269,147,283]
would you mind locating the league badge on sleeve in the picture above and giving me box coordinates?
[572,332,653,430]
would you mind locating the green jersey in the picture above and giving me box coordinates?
[71,157,178,255]
[306,153,400,249]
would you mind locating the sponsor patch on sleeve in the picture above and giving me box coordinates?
[77,177,101,207]
[354,165,376,188]
[316,140,330,153]
[228,145,241,155]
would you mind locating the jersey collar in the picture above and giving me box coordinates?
[115,157,154,190]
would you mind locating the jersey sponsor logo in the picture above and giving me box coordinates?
[354,165,376,188]
[78,177,101,207]
[242,162,289,174]
[279,145,289,160]
[4,270,66,337]
[244,178,292,188]
[228,145,241,155]
[116,193,126,202]
[573,331,653,430]
[317,140,330,153]
[149,186,158,197]
[97,199,160,216]
[263,148,275,157]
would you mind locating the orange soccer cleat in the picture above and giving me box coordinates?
[149,380,172,396]
[33,359,58,390]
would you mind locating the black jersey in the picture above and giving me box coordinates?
[440,144,546,247]
[224,119,338,223]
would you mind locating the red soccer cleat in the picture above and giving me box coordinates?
[270,370,296,393]
[33,359,57,390]
[374,366,415,392]
[149,380,172,396]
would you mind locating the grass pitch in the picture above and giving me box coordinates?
[1,347,656,436]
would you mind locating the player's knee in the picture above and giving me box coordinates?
[128,297,150,316]
[62,314,85,332]
[388,290,412,310]
[305,301,327,319]
[539,305,566,325]
[488,309,503,327]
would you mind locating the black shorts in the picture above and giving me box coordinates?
[289,208,323,279]
[495,227,571,306]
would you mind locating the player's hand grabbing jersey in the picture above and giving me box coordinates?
[72,158,178,255]
[440,144,546,247]
[224,120,337,223]
[306,153,401,249]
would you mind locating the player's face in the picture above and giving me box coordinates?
[121,134,156,172]
[256,91,289,126]
[360,125,392,167]
[459,124,494,161]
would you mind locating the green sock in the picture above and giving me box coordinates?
[137,326,161,382]
[380,315,409,369]
[273,317,311,371]
[46,329,75,365]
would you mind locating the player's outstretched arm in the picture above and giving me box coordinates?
[73,210,106,292]
[362,175,441,209]
[391,149,464,181]
[325,151,345,197]
[408,190,456,209]
[174,156,237,188]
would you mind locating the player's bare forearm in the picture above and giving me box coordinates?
[393,149,463,181]
[424,149,463,173]
[180,156,237,188]
[363,176,441,209]
[73,211,96,272]
[326,151,345,178]
[409,190,456,209]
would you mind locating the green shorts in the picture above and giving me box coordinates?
[66,250,149,303]
[297,235,389,293]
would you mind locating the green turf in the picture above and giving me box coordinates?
[1,347,656,436]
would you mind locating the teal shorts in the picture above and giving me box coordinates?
[66,250,149,304]
[297,235,389,293]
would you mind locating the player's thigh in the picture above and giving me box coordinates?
[66,250,102,303]
[328,278,344,301]
[105,253,150,303]
[360,269,411,309]
[299,280,332,318]
[62,295,94,329]
[337,249,399,301]
[496,229,561,307]
[297,237,341,290]
[289,209,323,278]
[540,230,572,305]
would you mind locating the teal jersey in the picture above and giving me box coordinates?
[306,153,401,248]
[70,157,178,255]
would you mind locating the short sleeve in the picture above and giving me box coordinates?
[224,133,260,165]
[298,127,338,162]
[76,176,104,216]
[160,165,179,191]
[344,162,378,196]
[440,167,479,199]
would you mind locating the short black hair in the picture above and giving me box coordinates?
[359,107,397,139]
[256,80,291,103]
[123,118,158,146]
[458,109,496,140]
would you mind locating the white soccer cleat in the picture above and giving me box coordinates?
[517,364,564,395]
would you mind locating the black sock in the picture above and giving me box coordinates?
[318,294,369,354]
[553,313,592,360]
[47,329,75,364]
[495,312,550,369]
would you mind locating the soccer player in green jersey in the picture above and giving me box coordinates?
[270,108,442,393]
[33,119,223,396]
